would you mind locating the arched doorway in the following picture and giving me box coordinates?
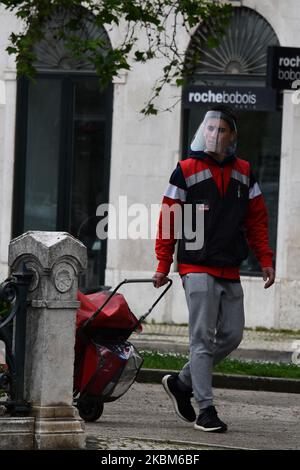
[13,10,113,287]
[182,6,281,274]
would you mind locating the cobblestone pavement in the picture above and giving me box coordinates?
[85,382,300,450]
[132,324,300,352]
[86,436,232,450]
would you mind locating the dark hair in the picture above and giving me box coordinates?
[207,105,237,131]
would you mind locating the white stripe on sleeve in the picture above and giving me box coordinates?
[249,182,262,199]
[164,184,186,202]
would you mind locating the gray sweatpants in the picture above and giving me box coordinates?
[178,273,244,410]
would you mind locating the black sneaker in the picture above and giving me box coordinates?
[194,406,227,433]
[162,374,196,423]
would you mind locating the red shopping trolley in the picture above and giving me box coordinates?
[73,278,172,421]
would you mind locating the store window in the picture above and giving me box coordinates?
[182,7,281,274]
[13,9,112,287]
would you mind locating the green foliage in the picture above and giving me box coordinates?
[0,299,11,318]
[213,358,300,379]
[0,0,232,114]
[141,350,188,369]
[141,350,300,379]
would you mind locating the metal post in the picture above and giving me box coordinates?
[12,265,33,413]
[0,264,33,415]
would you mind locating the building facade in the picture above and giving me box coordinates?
[0,1,300,328]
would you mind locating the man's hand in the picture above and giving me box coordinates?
[262,267,275,289]
[152,272,169,288]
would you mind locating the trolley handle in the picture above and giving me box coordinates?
[81,278,173,330]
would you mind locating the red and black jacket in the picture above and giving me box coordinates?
[155,151,273,280]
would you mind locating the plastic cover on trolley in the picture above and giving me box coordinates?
[75,340,143,401]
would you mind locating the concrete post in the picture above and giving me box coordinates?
[8,231,87,449]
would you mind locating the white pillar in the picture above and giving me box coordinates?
[275,90,300,328]
[0,71,17,279]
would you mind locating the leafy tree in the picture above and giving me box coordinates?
[0,299,11,318]
[1,1,232,113]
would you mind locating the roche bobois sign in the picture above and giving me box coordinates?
[267,46,300,90]
[183,86,277,111]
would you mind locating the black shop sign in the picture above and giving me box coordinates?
[183,86,277,111]
[267,46,300,90]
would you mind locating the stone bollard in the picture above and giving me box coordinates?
[8,231,87,449]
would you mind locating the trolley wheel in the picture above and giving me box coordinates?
[77,396,104,422]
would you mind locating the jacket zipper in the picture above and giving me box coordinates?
[221,167,224,277]
[220,167,224,197]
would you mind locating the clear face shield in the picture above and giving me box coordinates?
[190,110,237,156]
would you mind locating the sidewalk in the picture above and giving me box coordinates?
[131,324,300,394]
[85,326,300,451]
[131,323,300,363]
[85,383,300,450]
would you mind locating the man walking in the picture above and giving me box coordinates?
[153,105,275,433]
